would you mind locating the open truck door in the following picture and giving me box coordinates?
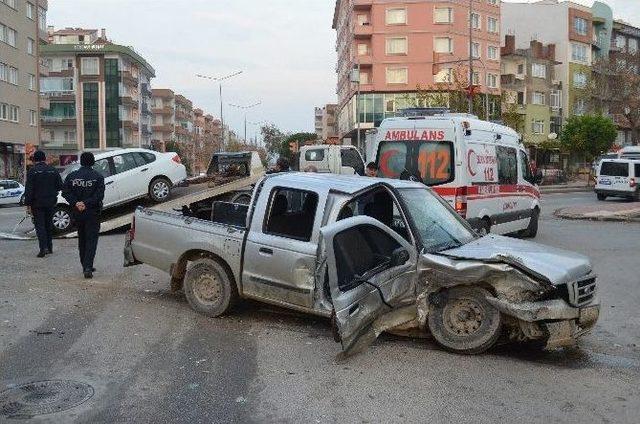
[320,215,418,355]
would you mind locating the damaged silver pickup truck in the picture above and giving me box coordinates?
[124,173,599,355]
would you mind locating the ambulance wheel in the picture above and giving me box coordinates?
[428,286,502,355]
[52,205,74,235]
[184,258,238,317]
[520,208,539,238]
[597,193,606,201]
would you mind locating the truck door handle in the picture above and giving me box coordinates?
[140,168,149,172]
[348,304,360,316]
[105,181,114,185]
[259,247,273,255]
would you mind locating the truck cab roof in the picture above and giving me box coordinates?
[265,172,425,195]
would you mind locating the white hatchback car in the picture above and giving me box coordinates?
[0,179,25,206]
[53,148,187,233]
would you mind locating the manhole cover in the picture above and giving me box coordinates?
[0,380,94,419]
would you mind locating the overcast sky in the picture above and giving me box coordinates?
[48,0,639,137]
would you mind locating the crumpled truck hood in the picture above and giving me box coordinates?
[440,235,592,286]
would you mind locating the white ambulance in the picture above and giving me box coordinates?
[368,112,542,237]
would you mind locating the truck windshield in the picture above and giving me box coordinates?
[398,188,476,253]
[378,140,454,185]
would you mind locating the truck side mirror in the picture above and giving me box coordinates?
[390,247,410,267]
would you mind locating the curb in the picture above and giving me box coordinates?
[553,208,640,223]
[540,186,593,195]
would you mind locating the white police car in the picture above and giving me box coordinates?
[0,179,25,206]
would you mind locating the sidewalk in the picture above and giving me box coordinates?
[554,202,640,222]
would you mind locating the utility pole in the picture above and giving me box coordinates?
[196,71,243,151]
[468,0,474,114]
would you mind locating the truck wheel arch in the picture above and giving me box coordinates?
[171,249,237,294]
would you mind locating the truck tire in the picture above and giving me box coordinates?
[52,205,74,235]
[427,286,502,355]
[596,193,606,201]
[149,177,172,203]
[183,257,238,317]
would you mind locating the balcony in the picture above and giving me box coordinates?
[152,124,174,133]
[175,110,191,120]
[39,96,50,110]
[141,124,152,136]
[49,69,74,78]
[122,120,139,132]
[353,0,372,10]
[42,91,75,101]
[41,116,76,126]
[175,125,190,136]
[39,60,49,77]
[141,102,152,115]
[152,106,173,115]
[120,70,139,86]
[120,95,138,108]
[357,54,373,65]
[353,22,373,38]
[501,74,525,87]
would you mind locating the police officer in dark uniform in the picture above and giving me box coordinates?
[24,150,63,257]
[61,152,105,279]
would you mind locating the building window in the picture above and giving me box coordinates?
[488,0,498,5]
[629,38,638,53]
[574,98,586,115]
[386,67,408,84]
[434,7,453,24]
[359,71,369,84]
[471,13,481,30]
[487,45,498,60]
[357,14,369,26]
[26,2,34,19]
[27,37,35,55]
[0,62,6,82]
[0,103,7,120]
[532,120,545,135]
[2,0,17,9]
[81,57,100,75]
[532,63,546,78]
[472,42,480,58]
[38,6,46,31]
[28,73,35,90]
[386,37,407,55]
[487,17,499,33]
[83,82,100,148]
[472,71,480,85]
[487,73,498,88]
[434,68,453,83]
[9,105,19,122]
[8,66,17,85]
[434,37,453,53]
[574,17,588,36]
[550,90,562,110]
[615,34,626,49]
[517,63,524,75]
[532,92,545,105]
[0,24,17,47]
[571,43,588,63]
[357,43,369,56]
[573,71,587,88]
[517,92,525,105]
[29,110,36,126]
[386,8,406,25]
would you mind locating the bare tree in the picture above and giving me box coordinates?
[591,49,640,145]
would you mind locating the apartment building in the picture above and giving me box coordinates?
[501,35,563,161]
[314,107,323,140]
[39,29,155,165]
[502,1,597,119]
[151,88,175,152]
[48,27,104,45]
[333,0,502,147]
[192,108,221,174]
[0,0,47,179]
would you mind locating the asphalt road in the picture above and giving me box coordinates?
[1,191,639,423]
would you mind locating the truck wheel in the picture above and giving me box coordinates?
[149,177,172,203]
[183,258,238,317]
[428,287,501,355]
[596,193,606,201]
[520,208,539,238]
[52,205,74,235]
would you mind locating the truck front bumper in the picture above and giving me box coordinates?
[486,297,600,348]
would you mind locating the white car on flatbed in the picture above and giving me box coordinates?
[53,148,186,234]
[0,179,25,206]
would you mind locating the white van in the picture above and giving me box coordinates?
[595,159,640,201]
[296,144,364,175]
[368,113,542,237]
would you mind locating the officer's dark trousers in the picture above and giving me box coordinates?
[76,213,100,271]
[33,207,54,253]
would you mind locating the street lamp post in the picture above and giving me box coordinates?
[247,120,266,146]
[468,0,474,114]
[229,101,262,144]
[350,64,361,152]
[196,71,243,151]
